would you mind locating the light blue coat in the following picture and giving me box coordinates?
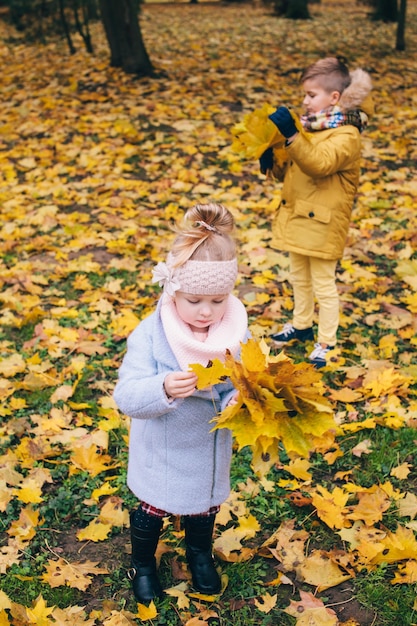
[113,300,240,516]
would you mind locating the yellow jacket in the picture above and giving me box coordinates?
[271,72,373,261]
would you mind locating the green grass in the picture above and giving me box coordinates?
[354,567,417,626]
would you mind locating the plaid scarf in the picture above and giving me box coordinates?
[301,105,368,133]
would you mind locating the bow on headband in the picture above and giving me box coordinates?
[152,262,181,297]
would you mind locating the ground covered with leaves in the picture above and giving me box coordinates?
[0,1,416,624]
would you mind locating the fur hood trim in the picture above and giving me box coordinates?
[339,69,372,112]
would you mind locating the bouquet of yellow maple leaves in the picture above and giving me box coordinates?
[190,339,338,477]
[231,104,307,177]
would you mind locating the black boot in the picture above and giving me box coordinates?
[184,514,221,594]
[127,508,164,603]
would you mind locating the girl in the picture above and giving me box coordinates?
[113,203,248,603]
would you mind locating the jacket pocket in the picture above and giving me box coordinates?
[294,199,331,224]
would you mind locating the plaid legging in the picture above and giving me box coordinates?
[140,501,220,519]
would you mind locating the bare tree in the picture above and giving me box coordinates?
[98,0,154,76]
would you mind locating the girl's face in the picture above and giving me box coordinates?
[302,78,340,114]
[174,292,229,332]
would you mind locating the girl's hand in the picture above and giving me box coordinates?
[164,371,198,399]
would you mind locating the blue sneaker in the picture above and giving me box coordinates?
[270,323,314,345]
[309,343,334,369]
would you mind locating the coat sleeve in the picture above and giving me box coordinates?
[113,319,182,420]
[287,128,361,178]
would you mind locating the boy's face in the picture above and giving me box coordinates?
[302,78,340,115]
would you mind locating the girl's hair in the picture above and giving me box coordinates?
[301,57,351,95]
[170,203,236,267]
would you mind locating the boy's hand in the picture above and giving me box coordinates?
[269,106,298,139]
[164,371,198,399]
[259,147,273,174]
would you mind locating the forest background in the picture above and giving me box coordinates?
[0,0,416,625]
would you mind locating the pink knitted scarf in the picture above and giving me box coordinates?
[160,292,248,371]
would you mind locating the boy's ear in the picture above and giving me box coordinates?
[331,90,341,105]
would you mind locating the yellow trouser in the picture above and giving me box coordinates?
[289,252,339,346]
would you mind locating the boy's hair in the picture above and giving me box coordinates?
[170,203,236,267]
[301,57,351,95]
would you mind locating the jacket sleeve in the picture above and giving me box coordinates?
[113,320,182,420]
[287,128,361,178]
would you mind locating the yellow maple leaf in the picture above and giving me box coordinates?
[7,506,42,545]
[42,557,108,591]
[347,487,391,526]
[217,491,248,526]
[213,527,246,559]
[254,592,277,613]
[283,458,312,481]
[268,520,309,572]
[77,519,112,542]
[91,482,119,502]
[311,485,350,530]
[371,525,417,564]
[0,354,26,377]
[50,384,75,404]
[0,543,21,574]
[391,560,417,584]
[390,462,411,480]
[251,438,280,476]
[296,550,352,591]
[189,359,229,389]
[69,444,119,477]
[236,514,260,539]
[110,309,140,338]
[284,590,338,626]
[165,583,190,609]
[329,387,363,403]
[183,608,220,624]
[205,339,336,474]
[394,259,417,290]
[231,103,305,160]
[136,600,158,620]
[0,590,11,611]
[340,417,377,433]
[398,492,417,519]
[13,479,43,505]
[25,594,55,625]
[50,605,94,625]
[99,496,129,527]
[231,103,282,159]
[342,523,387,562]
[362,366,410,399]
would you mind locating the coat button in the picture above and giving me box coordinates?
[308,211,315,217]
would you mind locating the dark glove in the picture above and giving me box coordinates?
[268,106,297,139]
[259,147,273,174]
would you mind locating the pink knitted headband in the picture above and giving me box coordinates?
[152,258,238,296]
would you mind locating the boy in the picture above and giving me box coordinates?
[261,57,373,367]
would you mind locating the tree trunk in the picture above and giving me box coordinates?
[286,0,310,19]
[72,0,94,53]
[372,0,398,21]
[99,0,154,76]
[58,0,76,54]
[395,0,406,49]
[273,0,311,19]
